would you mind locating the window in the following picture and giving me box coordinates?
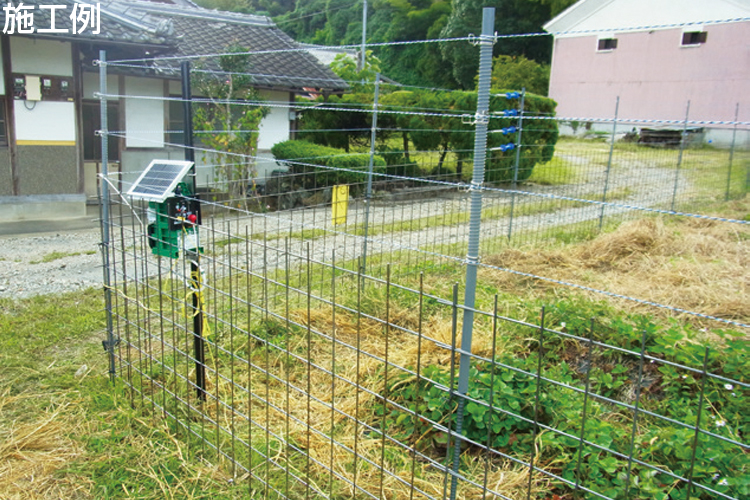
[682,31,707,46]
[82,101,120,161]
[597,38,618,51]
[167,97,184,146]
[0,101,7,147]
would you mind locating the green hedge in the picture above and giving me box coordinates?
[271,140,386,189]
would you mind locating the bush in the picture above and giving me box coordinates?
[450,90,559,184]
[271,140,386,190]
[378,146,422,179]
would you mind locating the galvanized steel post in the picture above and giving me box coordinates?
[361,73,380,276]
[672,101,691,212]
[600,96,620,230]
[98,50,116,382]
[450,8,495,499]
[725,103,739,201]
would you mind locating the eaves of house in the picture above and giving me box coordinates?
[109,0,348,94]
[544,0,750,36]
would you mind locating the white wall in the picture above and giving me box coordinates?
[10,38,72,76]
[82,72,120,100]
[124,77,164,148]
[258,89,291,151]
[10,37,75,143]
[15,101,76,142]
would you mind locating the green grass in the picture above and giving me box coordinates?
[527,155,579,185]
[30,250,97,264]
[2,168,747,498]
[0,290,247,499]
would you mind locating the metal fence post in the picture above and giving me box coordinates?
[672,100,690,212]
[450,8,495,500]
[361,73,380,276]
[507,89,525,240]
[600,96,619,230]
[725,103,740,201]
[181,61,207,401]
[98,50,117,383]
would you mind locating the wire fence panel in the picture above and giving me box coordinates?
[99,12,749,498]
[105,203,748,499]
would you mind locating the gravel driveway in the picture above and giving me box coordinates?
[0,160,686,300]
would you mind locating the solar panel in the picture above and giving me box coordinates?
[127,160,194,203]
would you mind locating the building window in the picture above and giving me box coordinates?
[0,101,7,147]
[682,31,707,46]
[597,38,618,51]
[167,97,184,146]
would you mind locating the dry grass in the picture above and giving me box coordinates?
[0,397,88,500]
[176,206,749,498]
[483,213,750,326]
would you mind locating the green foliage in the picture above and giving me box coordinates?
[295,51,383,154]
[378,297,748,499]
[271,139,386,189]
[380,89,558,183]
[192,45,269,200]
[329,51,382,88]
[297,79,374,152]
[277,0,569,90]
[491,54,550,96]
[301,87,557,184]
[369,0,453,88]
[439,0,556,89]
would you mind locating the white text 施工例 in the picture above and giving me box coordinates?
[3,2,100,35]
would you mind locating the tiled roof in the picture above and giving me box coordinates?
[116,1,348,92]
[5,0,174,47]
[8,0,347,93]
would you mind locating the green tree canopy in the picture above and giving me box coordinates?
[491,54,550,96]
[439,0,560,89]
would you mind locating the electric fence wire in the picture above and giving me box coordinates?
[102,16,750,66]
[100,14,750,500]
[102,127,750,229]
[94,91,750,128]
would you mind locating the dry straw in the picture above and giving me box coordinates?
[484,216,749,326]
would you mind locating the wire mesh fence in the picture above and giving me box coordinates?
[98,11,749,499]
[104,208,748,499]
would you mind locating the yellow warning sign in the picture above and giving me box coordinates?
[332,185,349,226]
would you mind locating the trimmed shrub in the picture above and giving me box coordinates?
[271,140,386,189]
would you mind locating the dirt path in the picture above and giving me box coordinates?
[0,161,687,299]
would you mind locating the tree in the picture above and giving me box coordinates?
[297,52,382,152]
[371,0,453,87]
[191,46,269,202]
[439,0,561,89]
[381,89,558,183]
[491,54,550,96]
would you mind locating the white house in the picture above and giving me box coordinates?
[0,0,347,220]
[544,0,750,144]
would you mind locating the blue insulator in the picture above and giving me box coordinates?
[505,92,520,99]
[502,126,517,135]
[500,143,516,152]
[503,109,519,117]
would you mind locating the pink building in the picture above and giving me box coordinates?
[544,0,750,143]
